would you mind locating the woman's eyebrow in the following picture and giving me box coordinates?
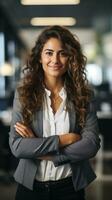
[44,49,54,52]
[44,49,65,52]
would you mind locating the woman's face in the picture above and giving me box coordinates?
[40,37,68,79]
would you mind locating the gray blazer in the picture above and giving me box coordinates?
[9,91,100,191]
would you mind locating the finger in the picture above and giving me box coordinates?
[14,126,26,138]
[15,123,34,137]
[15,126,35,138]
[16,122,34,136]
[14,125,29,137]
[16,122,27,129]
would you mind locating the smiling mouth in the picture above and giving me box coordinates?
[49,65,63,70]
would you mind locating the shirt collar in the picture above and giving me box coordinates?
[45,87,66,101]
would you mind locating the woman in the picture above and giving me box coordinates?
[9,25,100,200]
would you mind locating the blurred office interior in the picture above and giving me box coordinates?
[0,0,112,199]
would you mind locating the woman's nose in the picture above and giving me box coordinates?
[52,54,59,64]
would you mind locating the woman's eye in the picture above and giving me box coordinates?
[46,51,53,56]
[60,52,67,57]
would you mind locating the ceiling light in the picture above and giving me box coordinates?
[30,17,76,26]
[21,0,80,5]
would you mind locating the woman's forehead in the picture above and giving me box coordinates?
[42,38,64,50]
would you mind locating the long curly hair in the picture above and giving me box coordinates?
[17,25,92,128]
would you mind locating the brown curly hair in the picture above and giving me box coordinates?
[17,25,92,128]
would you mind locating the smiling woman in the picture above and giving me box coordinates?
[40,38,69,79]
[9,25,100,200]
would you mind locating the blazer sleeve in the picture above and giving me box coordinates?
[53,99,101,166]
[9,90,59,159]
[52,153,70,166]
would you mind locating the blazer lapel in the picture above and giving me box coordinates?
[68,102,76,132]
[68,102,81,134]
[32,109,43,137]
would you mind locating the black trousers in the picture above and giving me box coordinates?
[15,177,85,200]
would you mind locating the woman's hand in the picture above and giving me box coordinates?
[14,122,35,138]
[59,133,81,147]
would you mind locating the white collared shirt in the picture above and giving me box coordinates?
[36,87,72,181]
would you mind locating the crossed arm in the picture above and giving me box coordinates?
[9,91,100,166]
[14,122,81,147]
[13,121,81,161]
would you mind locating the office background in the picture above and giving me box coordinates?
[0,1,112,199]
